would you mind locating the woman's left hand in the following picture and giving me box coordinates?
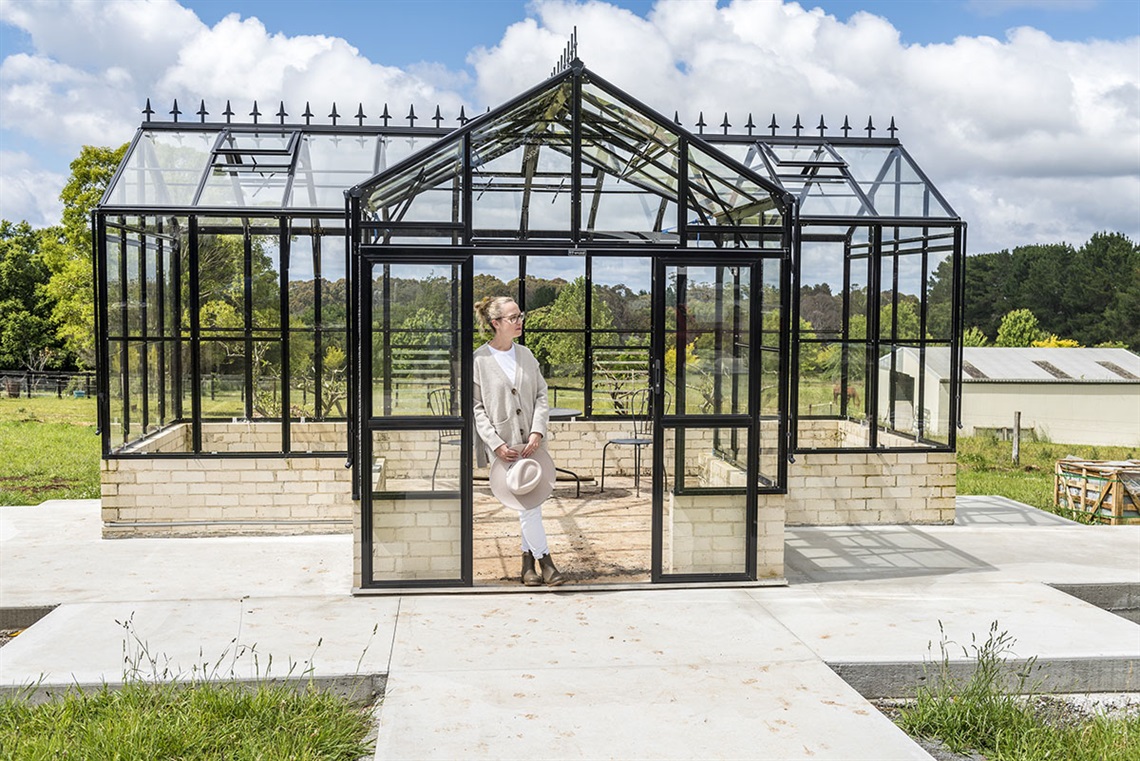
[520,433,543,458]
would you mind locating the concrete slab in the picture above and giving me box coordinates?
[390,590,813,673]
[373,661,933,761]
[0,596,398,686]
[954,495,1079,526]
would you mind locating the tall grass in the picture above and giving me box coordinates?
[897,622,1139,761]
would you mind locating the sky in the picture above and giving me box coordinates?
[1,0,1138,254]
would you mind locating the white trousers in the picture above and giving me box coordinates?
[518,505,549,558]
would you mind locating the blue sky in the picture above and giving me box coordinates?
[1,0,1137,252]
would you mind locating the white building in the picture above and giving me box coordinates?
[882,347,1140,447]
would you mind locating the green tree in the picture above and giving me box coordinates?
[995,308,1043,347]
[526,277,612,370]
[0,220,63,369]
[42,144,129,368]
[962,326,989,347]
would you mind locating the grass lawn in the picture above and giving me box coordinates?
[0,396,101,505]
[956,435,1137,520]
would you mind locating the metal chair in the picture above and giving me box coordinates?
[427,387,462,489]
[600,387,657,497]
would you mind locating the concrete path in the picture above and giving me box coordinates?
[2,496,1138,760]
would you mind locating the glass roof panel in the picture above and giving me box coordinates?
[104,130,217,207]
[687,143,782,228]
[836,146,954,218]
[362,139,464,224]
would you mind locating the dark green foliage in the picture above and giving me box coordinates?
[0,220,64,369]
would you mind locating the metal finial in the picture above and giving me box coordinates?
[696,111,706,134]
[458,105,468,125]
[817,115,826,137]
[380,104,391,127]
[792,114,803,137]
[197,100,208,123]
[865,116,875,138]
[432,105,443,128]
[329,103,340,126]
[355,103,366,127]
[768,114,778,136]
[673,111,681,126]
[249,101,260,125]
[407,104,417,127]
[302,102,313,126]
[142,98,154,120]
[888,116,898,138]
[745,113,755,136]
[170,99,181,123]
[841,115,852,138]
[277,101,287,125]
[720,112,731,135]
[223,100,234,124]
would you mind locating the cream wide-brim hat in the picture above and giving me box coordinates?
[488,448,556,511]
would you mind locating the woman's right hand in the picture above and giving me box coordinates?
[495,444,519,462]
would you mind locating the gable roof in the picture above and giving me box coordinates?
[910,347,1140,384]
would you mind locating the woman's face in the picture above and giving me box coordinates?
[493,300,524,341]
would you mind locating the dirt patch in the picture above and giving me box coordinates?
[0,476,78,496]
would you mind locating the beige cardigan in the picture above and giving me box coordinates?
[472,342,549,468]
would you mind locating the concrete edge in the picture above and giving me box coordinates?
[1051,583,1140,622]
[0,672,387,708]
[0,606,58,630]
[829,657,1138,699]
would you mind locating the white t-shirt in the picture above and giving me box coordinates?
[489,343,517,381]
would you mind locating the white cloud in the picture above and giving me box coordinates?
[0,151,66,227]
[1,0,1138,253]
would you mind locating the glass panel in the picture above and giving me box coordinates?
[107,340,127,450]
[925,344,953,445]
[362,141,463,225]
[250,234,281,332]
[369,429,463,582]
[105,228,123,338]
[198,164,290,208]
[926,234,956,340]
[525,260,585,410]
[878,344,917,440]
[124,232,143,336]
[592,257,651,414]
[319,235,348,329]
[289,134,411,209]
[104,130,217,208]
[687,144,782,232]
[319,329,348,420]
[664,265,750,416]
[371,263,458,416]
[199,339,245,419]
[197,233,245,336]
[473,255,519,310]
[662,427,749,575]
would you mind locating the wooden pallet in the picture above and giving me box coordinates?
[1054,458,1140,525]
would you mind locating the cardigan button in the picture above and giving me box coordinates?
[516,409,522,415]
[511,388,518,395]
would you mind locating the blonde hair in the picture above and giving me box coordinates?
[474,296,516,334]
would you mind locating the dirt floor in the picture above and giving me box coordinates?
[472,474,653,586]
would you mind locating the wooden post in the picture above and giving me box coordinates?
[1012,411,1021,466]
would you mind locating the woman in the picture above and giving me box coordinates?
[473,295,566,587]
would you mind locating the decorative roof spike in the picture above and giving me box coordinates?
[745,113,755,136]
[142,98,155,120]
[458,105,468,126]
[276,101,287,125]
[328,103,340,126]
[223,100,234,124]
[302,102,314,126]
[792,114,803,137]
[380,103,391,127]
[816,115,827,137]
[249,101,261,125]
[888,116,898,138]
[432,105,443,128]
[355,103,366,127]
[865,116,875,137]
[720,112,731,135]
[170,99,181,123]
[197,100,209,123]
[841,115,852,138]
[407,104,417,127]
[768,114,778,136]
[695,111,706,134]
[673,111,681,126]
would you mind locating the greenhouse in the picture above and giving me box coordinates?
[94,59,964,591]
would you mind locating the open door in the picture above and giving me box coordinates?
[652,258,767,581]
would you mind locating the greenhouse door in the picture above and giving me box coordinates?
[360,253,474,589]
[652,258,762,581]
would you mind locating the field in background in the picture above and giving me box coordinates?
[1,397,1135,514]
[0,397,100,505]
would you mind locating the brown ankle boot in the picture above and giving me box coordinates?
[538,554,565,586]
[521,551,541,586]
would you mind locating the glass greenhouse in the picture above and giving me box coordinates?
[95,60,964,590]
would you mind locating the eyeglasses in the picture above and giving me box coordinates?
[497,312,526,324]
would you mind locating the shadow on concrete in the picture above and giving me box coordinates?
[784,525,994,583]
[954,495,1077,527]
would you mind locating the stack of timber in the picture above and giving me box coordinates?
[1054,458,1140,525]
